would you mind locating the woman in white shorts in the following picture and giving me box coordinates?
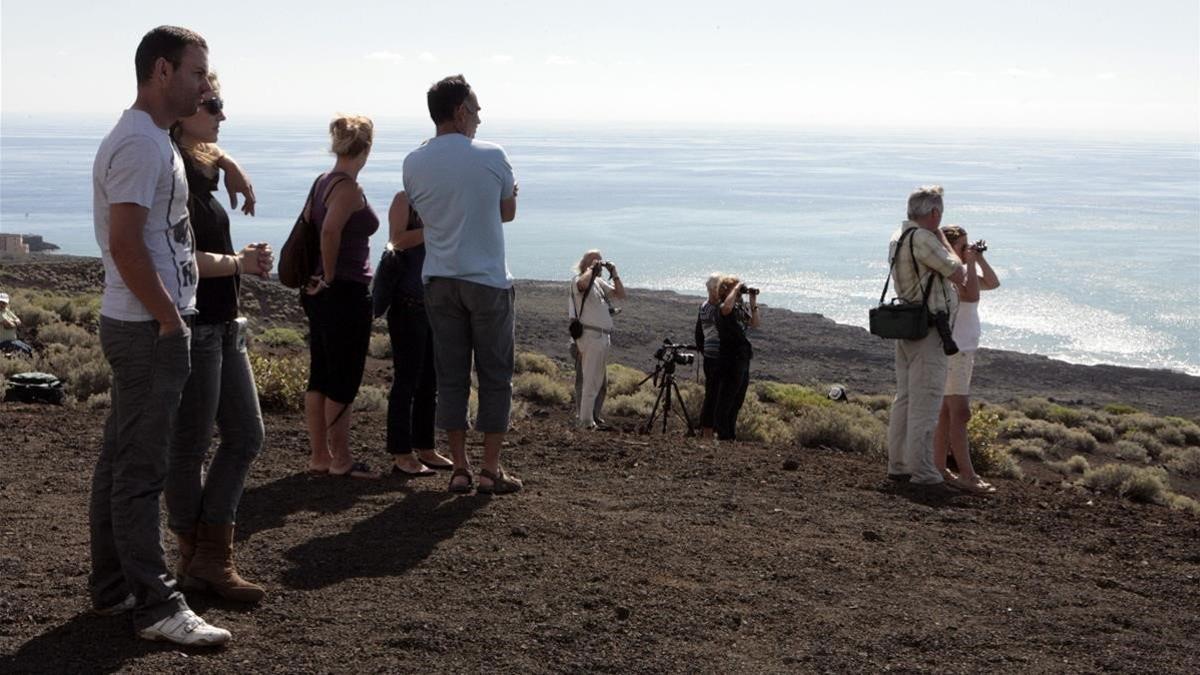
[934,225,1000,493]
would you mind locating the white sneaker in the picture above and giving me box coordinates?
[137,608,231,646]
[93,593,136,616]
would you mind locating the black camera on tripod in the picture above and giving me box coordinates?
[655,341,696,366]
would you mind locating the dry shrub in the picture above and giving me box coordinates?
[36,322,94,348]
[854,393,893,413]
[33,343,111,400]
[1166,493,1200,517]
[1164,417,1200,445]
[352,384,389,412]
[256,327,305,348]
[1008,438,1049,461]
[86,391,111,410]
[1113,412,1169,437]
[756,382,832,412]
[1016,397,1086,428]
[1053,455,1091,474]
[13,304,58,331]
[0,356,31,378]
[792,401,886,455]
[1162,447,1200,476]
[606,363,647,396]
[1121,430,1164,459]
[515,351,558,376]
[368,334,392,359]
[1082,464,1170,504]
[512,372,571,405]
[1084,421,1116,443]
[1001,416,1098,453]
[736,392,797,445]
[1114,440,1150,463]
[605,389,657,417]
[1153,423,1189,448]
[678,381,705,418]
[249,351,307,412]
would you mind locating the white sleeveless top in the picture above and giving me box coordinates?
[953,300,981,352]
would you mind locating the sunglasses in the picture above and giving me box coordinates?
[201,97,224,115]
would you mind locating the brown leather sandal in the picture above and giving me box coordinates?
[448,468,474,494]
[477,467,523,495]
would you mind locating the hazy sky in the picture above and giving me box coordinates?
[2,0,1198,137]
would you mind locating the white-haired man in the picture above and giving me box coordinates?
[886,185,965,488]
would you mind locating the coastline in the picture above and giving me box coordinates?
[3,254,1198,418]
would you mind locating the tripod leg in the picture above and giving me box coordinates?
[670,379,696,436]
[661,379,672,434]
[642,377,669,433]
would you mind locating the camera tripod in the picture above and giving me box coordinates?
[638,359,696,436]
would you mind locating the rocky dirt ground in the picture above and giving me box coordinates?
[1,256,1199,672]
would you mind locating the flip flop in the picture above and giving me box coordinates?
[448,468,474,494]
[330,461,380,480]
[419,458,454,471]
[307,467,330,476]
[392,464,437,477]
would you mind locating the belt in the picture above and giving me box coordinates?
[581,324,612,335]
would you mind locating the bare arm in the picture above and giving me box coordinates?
[605,262,627,300]
[575,267,600,292]
[196,244,272,279]
[500,181,518,223]
[215,151,256,216]
[387,192,425,249]
[748,294,761,328]
[1,314,16,329]
[310,182,357,290]
[108,203,183,335]
[720,289,739,316]
[957,250,981,302]
[977,253,1000,290]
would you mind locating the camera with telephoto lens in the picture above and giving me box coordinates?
[738,284,760,296]
[655,339,696,366]
[932,312,959,356]
[969,239,988,253]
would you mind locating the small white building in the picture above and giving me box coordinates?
[0,233,30,257]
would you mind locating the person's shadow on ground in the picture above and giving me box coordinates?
[279,489,485,590]
[0,612,213,673]
[235,471,414,542]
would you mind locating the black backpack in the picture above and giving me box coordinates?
[5,371,67,405]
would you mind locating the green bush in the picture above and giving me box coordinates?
[250,351,308,412]
[1082,464,1169,504]
[1113,440,1149,463]
[256,326,305,348]
[1016,397,1086,428]
[1001,416,1098,453]
[1008,438,1048,461]
[757,382,832,411]
[605,389,657,417]
[368,334,392,359]
[1113,412,1169,437]
[36,322,94,348]
[512,372,571,405]
[1084,421,1116,443]
[737,392,797,445]
[968,407,1021,477]
[1104,403,1140,416]
[515,351,559,376]
[606,363,647,396]
[352,384,389,412]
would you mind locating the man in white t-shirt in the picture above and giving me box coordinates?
[568,250,626,429]
[403,74,522,495]
[88,25,232,647]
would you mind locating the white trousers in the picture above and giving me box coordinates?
[576,332,610,425]
[886,332,949,484]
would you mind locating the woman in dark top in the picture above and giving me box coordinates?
[302,115,379,480]
[713,275,760,441]
[694,272,723,440]
[381,192,454,476]
[166,75,272,603]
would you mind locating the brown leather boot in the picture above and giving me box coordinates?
[175,531,196,583]
[188,523,265,603]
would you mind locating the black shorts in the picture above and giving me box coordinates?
[302,280,371,404]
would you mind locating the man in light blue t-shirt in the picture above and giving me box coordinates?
[403,74,522,495]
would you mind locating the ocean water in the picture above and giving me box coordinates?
[2,115,1198,374]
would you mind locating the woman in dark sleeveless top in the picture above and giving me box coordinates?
[302,115,379,480]
[166,75,271,603]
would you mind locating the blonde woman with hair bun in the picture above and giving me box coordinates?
[301,113,381,480]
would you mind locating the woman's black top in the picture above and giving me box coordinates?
[716,303,753,361]
[183,153,239,324]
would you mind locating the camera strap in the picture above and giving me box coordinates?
[570,271,600,321]
[879,227,933,308]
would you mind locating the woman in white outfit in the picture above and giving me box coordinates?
[570,250,626,429]
[934,225,1001,494]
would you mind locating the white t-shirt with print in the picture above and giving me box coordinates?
[93,109,197,321]
[568,275,614,331]
[402,133,516,289]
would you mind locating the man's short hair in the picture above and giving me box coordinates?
[135,26,208,84]
[907,185,944,220]
[427,75,472,124]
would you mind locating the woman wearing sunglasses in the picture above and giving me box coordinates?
[165,73,273,604]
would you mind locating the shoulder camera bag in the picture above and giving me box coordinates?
[568,272,599,340]
[868,228,934,340]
